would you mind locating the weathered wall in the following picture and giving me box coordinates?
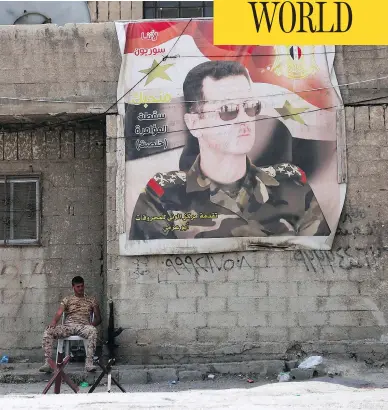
[106,109,388,364]
[88,1,143,23]
[0,125,105,360]
[1,26,388,121]
[1,24,388,364]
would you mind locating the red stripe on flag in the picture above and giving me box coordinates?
[298,168,307,184]
[147,178,164,197]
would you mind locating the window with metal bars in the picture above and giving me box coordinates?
[0,175,41,245]
[143,1,213,19]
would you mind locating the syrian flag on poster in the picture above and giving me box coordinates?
[115,20,340,142]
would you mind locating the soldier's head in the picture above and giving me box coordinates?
[72,276,85,297]
[183,61,259,156]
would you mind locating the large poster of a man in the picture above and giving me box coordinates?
[116,19,345,256]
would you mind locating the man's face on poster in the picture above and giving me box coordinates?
[186,75,258,155]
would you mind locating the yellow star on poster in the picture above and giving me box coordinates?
[139,59,174,86]
[275,100,309,125]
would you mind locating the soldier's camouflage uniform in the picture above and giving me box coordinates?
[41,295,98,370]
[129,156,331,240]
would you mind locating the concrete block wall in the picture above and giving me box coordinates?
[0,125,105,360]
[106,106,388,365]
[1,24,388,364]
[88,1,143,22]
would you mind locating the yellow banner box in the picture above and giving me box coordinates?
[214,0,388,45]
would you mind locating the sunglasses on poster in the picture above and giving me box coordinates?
[198,101,262,121]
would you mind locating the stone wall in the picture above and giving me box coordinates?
[1,23,388,364]
[105,107,388,365]
[0,125,105,360]
[88,1,143,22]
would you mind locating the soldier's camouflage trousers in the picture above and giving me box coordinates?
[42,324,97,362]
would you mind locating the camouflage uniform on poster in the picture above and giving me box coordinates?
[39,277,101,373]
[129,156,331,240]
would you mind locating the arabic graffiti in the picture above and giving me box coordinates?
[164,254,252,276]
[129,92,172,105]
[134,124,168,137]
[137,111,166,121]
[134,47,166,56]
[141,30,158,41]
[135,138,168,151]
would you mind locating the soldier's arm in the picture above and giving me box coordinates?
[48,304,65,328]
[296,185,331,236]
[91,301,102,327]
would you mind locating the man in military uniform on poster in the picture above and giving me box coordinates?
[129,60,330,240]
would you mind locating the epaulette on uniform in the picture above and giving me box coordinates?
[260,163,307,184]
[146,170,187,197]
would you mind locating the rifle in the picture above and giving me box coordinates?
[89,300,126,393]
[106,300,124,360]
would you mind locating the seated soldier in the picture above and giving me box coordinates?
[39,276,102,373]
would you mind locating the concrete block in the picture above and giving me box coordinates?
[167,298,196,313]
[289,327,319,342]
[348,326,384,340]
[177,313,206,328]
[197,269,227,283]
[45,130,61,160]
[147,314,176,329]
[328,311,360,326]
[208,283,237,297]
[329,282,359,296]
[118,369,148,385]
[267,312,297,327]
[207,313,237,327]
[120,0,132,20]
[298,282,328,296]
[257,297,287,312]
[319,326,349,341]
[267,253,291,267]
[369,106,385,130]
[269,282,298,297]
[290,368,317,380]
[17,131,32,160]
[228,297,256,312]
[197,328,228,343]
[108,1,121,20]
[148,368,177,383]
[345,106,354,131]
[178,370,204,381]
[197,297,226,313]
[354,106,370,131]
[257,327,288,342]
[289,297,318,312]
[237,312,267,327]
[237,282,268,297]
[177,283,206,298]
[348,146,380,162]
[256,267,287,282]
[227,267,254,281]
[3,133,17,160]
[298,312,328,327]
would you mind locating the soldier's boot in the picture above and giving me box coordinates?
[85,358,97,373]
[39,358,52,373]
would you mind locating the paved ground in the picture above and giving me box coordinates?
[1,358,388,408]
[0,380,387,409]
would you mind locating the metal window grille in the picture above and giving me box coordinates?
[0,175,41,245]
[143,1,213,19]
